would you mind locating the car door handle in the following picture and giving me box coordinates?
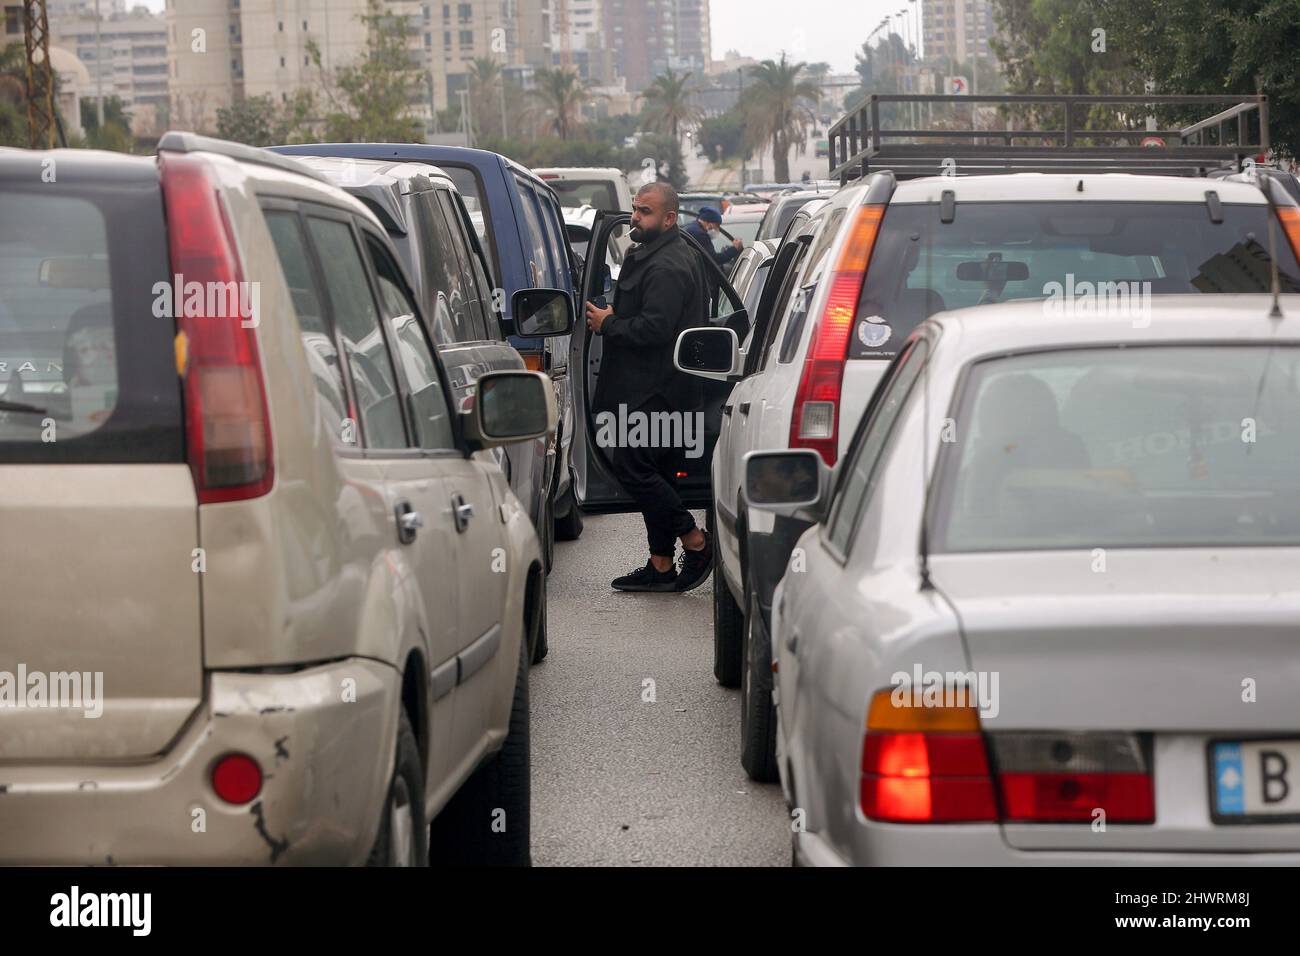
[787,631,799,656]
[722,403,732,416]
[452,493,474,533]
[738,402,751,416]
[395,501,422,545]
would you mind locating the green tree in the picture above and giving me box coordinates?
[216,91,317,146]
[315,0,423,143]
[468,56,504,139]
[529,68,593,141]
[740,55,821,182]
[1093,0,1300,159]
[641,68,701,141]
[1,42,28,147]
[697,108,746,160]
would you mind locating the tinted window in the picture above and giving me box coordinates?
[0,182,180,462]
[265,211,350,445]
[306,217,408,450]
[515,178,556,288]
[440,164,495,272]
[365,236,456,450]
[435,190,490,339]
[826,339,929,555]
[853,201,1300,359]
[412,192,473,345]
[934,345,1300,551]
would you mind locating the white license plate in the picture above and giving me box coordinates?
[1212,740,1300,821]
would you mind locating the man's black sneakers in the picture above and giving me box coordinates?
[611,560,678,592]
[674,531,713,592]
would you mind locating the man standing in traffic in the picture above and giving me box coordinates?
[684,206,743,273]
[585,182,714,593]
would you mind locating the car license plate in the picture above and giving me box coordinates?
[1211,740,1300,822]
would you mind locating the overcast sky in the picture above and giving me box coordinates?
[134,0,895,74]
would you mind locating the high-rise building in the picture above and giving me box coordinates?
[921,0,996,66]
[604,0,711,92]
[550,0,613,84]
[48,0,127,18]
[51,8,168,114]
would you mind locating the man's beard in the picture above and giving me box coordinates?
[630,224,663,244]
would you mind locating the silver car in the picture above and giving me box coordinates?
[747,295,1300,865]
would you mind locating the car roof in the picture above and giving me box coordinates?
[533,167,625,178]
[891,173,1268,204]
[288,154,456,192]
[925,295,1300,361]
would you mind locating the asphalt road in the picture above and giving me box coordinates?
[530,511,791,866]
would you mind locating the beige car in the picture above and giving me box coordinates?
[0,133,571,865]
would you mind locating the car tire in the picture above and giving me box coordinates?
[366,709,428,866]
[740,588,779,782]
[554,473,584,541]
[712,503,744,688]
[529,570,549,666]
[428,636,531,866]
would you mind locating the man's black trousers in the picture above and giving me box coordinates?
[608,397,699,558]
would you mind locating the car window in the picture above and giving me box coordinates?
[761,244,810,370]
[515,177,552,289]
[744,260,772,317]
[439,164,496,274]
[934,345,1300,551]
[305,216,408,450]
[435,190,490,340]
[826,338,930,556]
[412,191,473,346]
[0,183,181,462]
[774,209,845,366]
[365,236,456,451]
[536,191,572,290]
[853,200,1300,360]
[264,211,351,446]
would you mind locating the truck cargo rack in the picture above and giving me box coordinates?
[827,94,1269,183]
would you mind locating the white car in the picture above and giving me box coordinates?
[747,295,1300,865]
[677,166,1300,783]
[533,167,634,214]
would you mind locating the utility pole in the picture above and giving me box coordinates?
[737,66,746,191]
[500,64,508,140]
[21,0,56,149]
[95,0,104,129]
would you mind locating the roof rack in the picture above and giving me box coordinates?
[828,94,1269,183]
[157,130,333,185]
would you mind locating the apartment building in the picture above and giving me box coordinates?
[550,0,613,84]
[603,0,710,93]
[921,0,997,66]
[48,0,127,18]
[427,0,551,111]
[51,8,168,113]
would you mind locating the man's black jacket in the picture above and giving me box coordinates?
[593,224,708,416]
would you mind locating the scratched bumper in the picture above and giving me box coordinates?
[0,658,399,865]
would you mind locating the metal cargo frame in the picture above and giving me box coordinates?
[828,94,1269,183]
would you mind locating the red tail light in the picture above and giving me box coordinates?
[160,151,273,504]
[860,691,1155,825]
[789,203,884,465]
[860,690,998,823]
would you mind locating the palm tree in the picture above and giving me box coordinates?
[641,68,701,141]
[468,56,502,138]
[741,55,821,182]
[528,67,591,141]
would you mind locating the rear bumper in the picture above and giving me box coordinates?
[0,658,399,865]
[794,826,1300,866]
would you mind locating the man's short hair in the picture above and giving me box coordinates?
[635,181,679,214]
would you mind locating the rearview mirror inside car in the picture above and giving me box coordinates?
[743,449,833,523]
[955,260,1029,283]
[674,326,741,382]
[512,288,575,338]
[461,370,557,451]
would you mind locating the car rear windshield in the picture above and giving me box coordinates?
[545,178,621,212]
[726,219,762,245]
[932,345,1300,551]
[852,201,1300,359]
[0,177,182,463]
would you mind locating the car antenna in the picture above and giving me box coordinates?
[1252,166,1285,320]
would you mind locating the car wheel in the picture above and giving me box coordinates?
[712,502,744,688]
[740,588,779,782]
[366,709,428,866]
[529,569,549,665]
[428,636,531,866]
[554,472,584,541]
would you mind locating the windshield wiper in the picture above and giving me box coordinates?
[0,399,50,416]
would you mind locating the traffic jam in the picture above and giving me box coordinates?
[2,26,1300,903]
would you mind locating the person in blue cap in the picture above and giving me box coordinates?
[683,206,743,271]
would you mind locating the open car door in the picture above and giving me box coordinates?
[571,211,749,513]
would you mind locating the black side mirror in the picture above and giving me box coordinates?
[511,288,575,338]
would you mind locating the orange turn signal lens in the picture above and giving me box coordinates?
[867,688,982,732]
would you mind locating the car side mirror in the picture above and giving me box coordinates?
[674,326,742,382]
[461,370,557,451]
[743,449,834,524]
[511,288,574,337]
